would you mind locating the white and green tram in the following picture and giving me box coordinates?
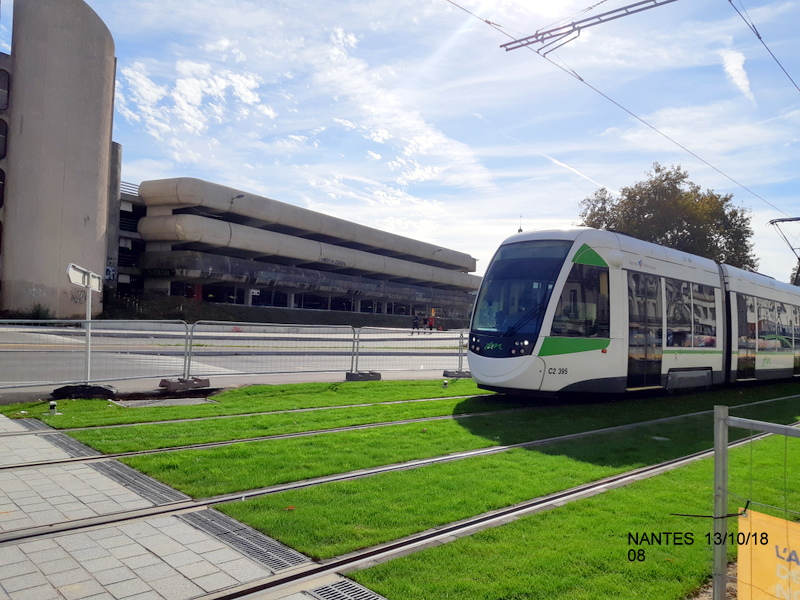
[468,228,800,394]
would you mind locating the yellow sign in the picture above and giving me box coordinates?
[739,510,800,599]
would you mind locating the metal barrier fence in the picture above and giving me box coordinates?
[0,320,190,389]
[352,327,466,373]
[0,320,469,390]
[185,321,357,378]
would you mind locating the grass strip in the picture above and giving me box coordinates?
[117,390,800,499]
[213,398,800,560]
[0,379,485,428]
[68,395,521,454]
[66,381,800,454]
[120,417,507,498]
[350,433,800,600]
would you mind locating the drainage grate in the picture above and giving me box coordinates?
[91,461,190,504]
[309,580,387,600]
[16,419,53,431]
[179,509,310,572]
[47,434,102,458]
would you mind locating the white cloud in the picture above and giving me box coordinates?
[719,49,756,105]
[67,0,800,280]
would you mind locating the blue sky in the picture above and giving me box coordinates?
[4,0,799,279]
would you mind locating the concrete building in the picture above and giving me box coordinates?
[123,178,480,319]
[0,0,118,318]
[1,0,480,322]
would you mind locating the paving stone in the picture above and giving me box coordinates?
[56,532,100,552]
[2,572,50,593]
[175,559,219,579]
[6,583,60,600]
[194,571,240,592]
[121,593,162,600]
[46,568,93,588]
[82,554,125,573]
[162,550,204,569]
[136,562,179,583]
[57,580,106,600]
[0,545,26,564]
[1,560,39,578]
[38,556,81,575]
[18,538,59,553]
[147,574,203,600]
[217,557,271,582]
[104,578,152,599]
[108,543,147,560]
[93,565,137,586]
[120,553,162,570]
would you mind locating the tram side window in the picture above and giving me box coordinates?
[757,299,777,350]
[665,279,692,347]
[550,264,610,338]
[737,294,757,350]
[794,306,800,374]
[692,284,717,347]
[776,302,793,352]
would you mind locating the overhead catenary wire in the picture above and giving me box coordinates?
[442,0,790,217]
[727,0,800,95]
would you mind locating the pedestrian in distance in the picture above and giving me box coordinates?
[427,316,435,333]
[411,313,420,335]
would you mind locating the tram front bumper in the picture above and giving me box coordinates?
[467,352,545,391]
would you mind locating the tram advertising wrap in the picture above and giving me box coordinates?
[468,227,800,394]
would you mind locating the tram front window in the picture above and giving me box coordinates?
[472,240,571,337]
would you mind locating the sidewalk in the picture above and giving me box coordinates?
[0,372,410,599]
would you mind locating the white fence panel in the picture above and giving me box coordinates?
[0,320,190,389]
[186,321,357,377]
[353,327,467,373]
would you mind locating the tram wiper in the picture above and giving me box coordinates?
[502,304,544,337]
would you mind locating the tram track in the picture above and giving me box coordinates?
[3,392,799,599]
[0,429,775,600]
[4,390,797,474]
[0,402,728,473]
[0,407,778,545]
[0,393,491,436]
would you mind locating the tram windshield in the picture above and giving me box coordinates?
[472,240,571,336]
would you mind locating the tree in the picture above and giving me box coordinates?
[578,163,758,270]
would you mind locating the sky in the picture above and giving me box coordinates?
[3,0,800,280]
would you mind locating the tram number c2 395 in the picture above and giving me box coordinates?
[547,368,568,375]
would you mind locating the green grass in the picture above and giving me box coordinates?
[0,379,485,428]
[350,433,800,600]
[120,417,508,497]
[67,395,521,453]
[62,381,800,455]
[213,396,800,560]
[115,387,800,500]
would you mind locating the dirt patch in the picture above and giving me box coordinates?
[686,563,736,600]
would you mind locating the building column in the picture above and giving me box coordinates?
[287,292,296,308]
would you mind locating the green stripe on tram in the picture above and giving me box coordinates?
[572,243,608,267]
[539,337,610,356]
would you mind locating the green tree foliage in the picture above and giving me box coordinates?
[578,163,758,270]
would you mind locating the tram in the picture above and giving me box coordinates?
[468,228,800,394]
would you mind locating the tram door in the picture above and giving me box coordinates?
[627,272,663,388]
